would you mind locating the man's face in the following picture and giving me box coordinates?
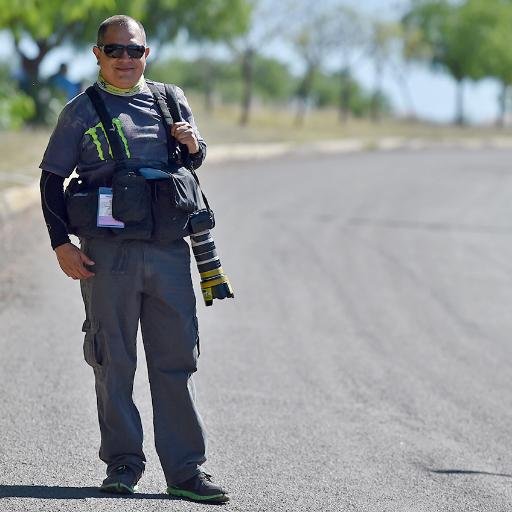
[93,23,150,89]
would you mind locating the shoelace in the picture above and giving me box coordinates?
[198,471,213,482]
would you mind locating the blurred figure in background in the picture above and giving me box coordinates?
[49,63,81,101]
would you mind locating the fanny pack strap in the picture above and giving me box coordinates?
[85,86,127,166]
[146,80,212,213]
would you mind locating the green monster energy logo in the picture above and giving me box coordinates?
[85,118,130,160]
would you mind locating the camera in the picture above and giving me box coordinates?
[188,208,215,234]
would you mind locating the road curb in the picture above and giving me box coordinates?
[4,136,512,221]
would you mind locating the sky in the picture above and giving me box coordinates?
[2,0,501,124]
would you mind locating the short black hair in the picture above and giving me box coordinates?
[97,15,146,46]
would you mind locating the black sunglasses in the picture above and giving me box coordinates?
[98,44,146,59]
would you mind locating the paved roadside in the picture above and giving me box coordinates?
[3,135,512,221]
[3,148,512,511]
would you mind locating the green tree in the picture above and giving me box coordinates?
[402,0,492,125]
[328,5,367,122]
[252,56,296,103]
[150,56,241,106]
[312,71,391,118]
[367,21,401,122]
[288,9,338,126]
[0,0,251,123]
[0,0,107,122]
[0,65,35,129]
[150,54,295,107]
[468,0,512,126]
[312,73,342,108]
[227,0,290,125]
[150,58,210,92]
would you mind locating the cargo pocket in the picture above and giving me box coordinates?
[65,181,111,239]
[65,188,98,233]
[112,172,151,223]
[110,172,153,240]
[82,319,105,369]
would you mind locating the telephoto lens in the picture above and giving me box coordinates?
[190,230,234,306]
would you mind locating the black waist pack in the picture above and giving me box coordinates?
[65,178,109,238]
[65,173,153,240]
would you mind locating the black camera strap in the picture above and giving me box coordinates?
[85,86,127,166]
[146,80,212,213]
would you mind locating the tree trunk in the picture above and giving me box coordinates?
[455,79,465,126]
[203,77,215,113]
[295,64,316,127]
[338,67,351,123]
[390,62,416,120]
[497,81,507,128]
[371,56,383,123]
[199,58,215,113]
[239,47,254,126]
[16,40,51,124]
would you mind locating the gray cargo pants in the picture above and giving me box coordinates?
[79,237,206,485]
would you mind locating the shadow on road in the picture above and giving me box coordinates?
[0,485,169,500]
[429,469,512,478]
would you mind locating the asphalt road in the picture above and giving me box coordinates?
[2,148,512,511]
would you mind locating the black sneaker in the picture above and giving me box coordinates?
[167,471,229,503]
[100,465,141,494]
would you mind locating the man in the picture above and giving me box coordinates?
[39,14,229,504]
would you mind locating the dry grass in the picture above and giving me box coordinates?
[0,130,52,189]
[193,99,512,144]
[2,100,512,191]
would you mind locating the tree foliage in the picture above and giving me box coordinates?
[150,55,296,105]
[467,0,512,125]
[226,0,291,125]
[0,65,35,129]
[327,5,367,122]
[0,0,251,49]
[0,0,251,122]
[8,0,512,128]
[312,71,390,117]
[402,0,498,124]
[287,7,339,126]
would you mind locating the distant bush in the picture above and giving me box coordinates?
[311,71,391,118]
[149,55,392,119]
[0,65,35,129]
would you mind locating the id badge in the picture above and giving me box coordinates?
[97,187,125,228]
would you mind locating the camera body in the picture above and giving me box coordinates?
[188,208,215,234]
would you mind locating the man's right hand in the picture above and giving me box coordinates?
[54,242,95,280]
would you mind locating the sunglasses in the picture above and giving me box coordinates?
[97,44,146,59]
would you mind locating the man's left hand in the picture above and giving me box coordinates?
[171,122,199,154]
